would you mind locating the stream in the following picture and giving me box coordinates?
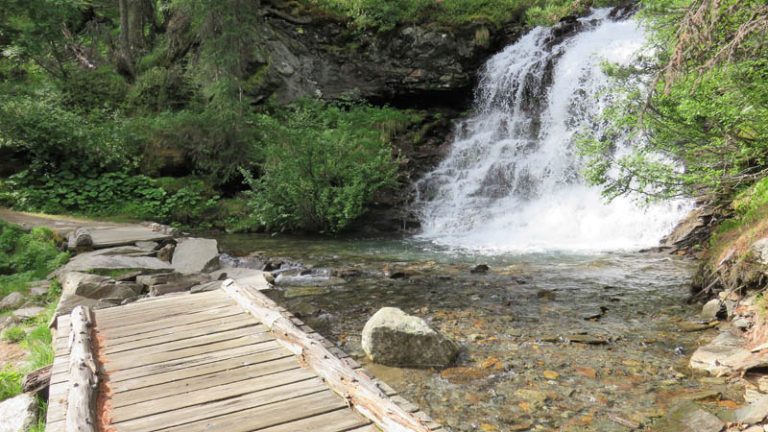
[217,234,739,431]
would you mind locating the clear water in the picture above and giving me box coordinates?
[218,234,740,432]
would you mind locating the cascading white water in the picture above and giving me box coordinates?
[415,9,691,253]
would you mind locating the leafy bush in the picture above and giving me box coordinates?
[243,100,410,233]
[2,326,26,343]
[0,366,23,401]
[0,222,68,297]
[2,171,219,227]
[0,95,138,174]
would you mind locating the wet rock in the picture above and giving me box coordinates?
[678,321,714,332]
[292,302,321,318]
[362,307,459,368]
[735,394,768,424]
[536,290,556,301]
[701,299,726,320]
[0,392,37,432]
[658,402,724,432]
[690,331,752,375]
[0,292,25,310]
[581,306,608,321]
[514,389,548,408]
[12,307,45,320]
[470,264,490,274]
[274,269,342,287]
[171,238,220,274]
[283,286,331,298]
[567,334,609,345]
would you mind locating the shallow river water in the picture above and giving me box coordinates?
[218,234,739,431]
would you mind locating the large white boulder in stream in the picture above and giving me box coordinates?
[0,393,37,432]
[362,307,459,368]
[172,238,220,275]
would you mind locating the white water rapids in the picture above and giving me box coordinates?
[415,9,691,253]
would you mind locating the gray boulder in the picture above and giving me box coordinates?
[751,238,768,264]
[0,393,37,432]
[361,307,459,368]
[12,307,45,320]
[701,299,725,320]
[55,272,142,317]
[171,238,220,275]
[0,292,25,310]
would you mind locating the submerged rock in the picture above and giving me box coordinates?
[658,402,724,432]
[0,393,37,432]
[362,307,459,368]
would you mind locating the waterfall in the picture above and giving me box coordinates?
[414,9,691,253]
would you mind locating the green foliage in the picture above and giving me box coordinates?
[243,100,409,233]
[0,366,23,401]
[305,0,610,30]
[0,94,138,174]
[0,222,68,298]
[22,318,53,370]
[2,326,26,343]
[60,66,129,111]
[2,171,219,227]
[579,0,768,202]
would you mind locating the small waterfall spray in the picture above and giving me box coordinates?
[414,9,691,253]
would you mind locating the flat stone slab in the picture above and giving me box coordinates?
[736,394,768,424]
[58,248,173,275]
[172,238,220,275]
[87,226,172,249]
[209,268,270,291]
[0,393,37,432]
[690,330,753,376]
[0,292,25,310]
[12,306,45,320]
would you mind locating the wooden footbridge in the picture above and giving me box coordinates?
[46,280,444,432]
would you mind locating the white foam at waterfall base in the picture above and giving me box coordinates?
[415,9,692,253]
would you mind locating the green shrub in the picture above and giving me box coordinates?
[2,171,219,227]
[0,221,68,297]
[243,100,409,233]
[0,366,23,401]
[2,326,26,343]
[59,66,129,111]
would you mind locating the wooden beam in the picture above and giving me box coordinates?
[66,306,99,432]
[221,280,433,432]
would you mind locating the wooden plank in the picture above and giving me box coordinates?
[222,280,435,432]
[103,325,265,359]
[158,390,349,432]
[46,379,70,424]
[96,305,244,339]
[103,333,273,371]
[101,312,254,346]
[107,341,282,383]
[96,302,233,337]
[66,306,98,432]
[109,346,291,392]
[56,311,254,357]
[111,356,305,409]
[112,371,323,426]
[254,408,371,432]
[344,426,381,432]
[94,290,223,319]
